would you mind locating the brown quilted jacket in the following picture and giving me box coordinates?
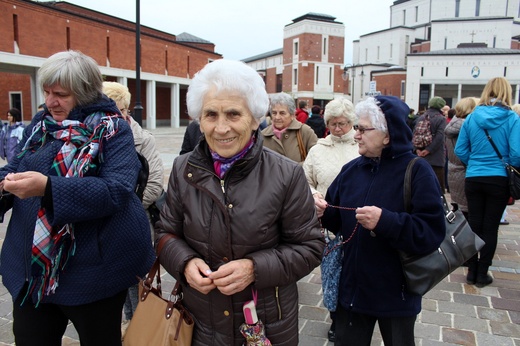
[157,132,324,346]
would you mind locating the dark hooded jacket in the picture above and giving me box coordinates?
[157,131,324,345]
[322,95,445,317]
[0,95,155,306]
[413,107,446,167]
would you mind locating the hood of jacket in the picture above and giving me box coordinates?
[470,104,514,130]
[375,95,413,159]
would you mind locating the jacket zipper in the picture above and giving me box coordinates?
[275,286,282,320]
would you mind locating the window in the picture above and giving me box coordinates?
[323,37,327,55]
[276,74,282,92]
[13,14,19,45]
[294,42,298,56]
[415,6,419,22]
[390,44,393,58]
[446,67,449,77]
[66,27,71,50]
[493,36,496,48]
[401,81,406,98]
[329,67,332,86]
[504,66,507,77]
[316,66,319,84]
[475,0,481,16]
[293,68,298,85]
[165,50,168,73]
[377,46,380,60]
[455,0,460,17]
[365,48,368,62]
[106,37,110,61]
[421,67,424,77]
[403,9,406,25]
[9,92,22,118]
[444,37,448,49]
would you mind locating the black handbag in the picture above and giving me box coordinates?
[484,129,520,200]
[399,157,485,296]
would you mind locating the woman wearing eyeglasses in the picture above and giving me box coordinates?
[316,96,445,345]
[303,97,359,342]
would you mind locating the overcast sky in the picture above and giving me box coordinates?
[63,0,395,63]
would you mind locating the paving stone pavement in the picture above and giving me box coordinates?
[0,126,518,345]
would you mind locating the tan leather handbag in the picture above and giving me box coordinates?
[123,235,194,346]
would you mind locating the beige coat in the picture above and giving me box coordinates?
[129,117,164,208]
[261,119,318,164]
[303,131,360,196]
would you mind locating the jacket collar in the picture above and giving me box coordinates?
[188,130,264,179]
[262,119,302,136]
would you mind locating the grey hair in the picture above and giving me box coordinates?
[324,97,355,125]
[270,92,296,115]
[186,59,269,122]
[38,50,103,106]
[355,97,388,134]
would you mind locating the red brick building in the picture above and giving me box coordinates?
[244,13,349,110]
[0,0,221,127]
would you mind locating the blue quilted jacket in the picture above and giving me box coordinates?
[0,95,155,306]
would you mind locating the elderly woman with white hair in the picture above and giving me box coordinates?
[156,59,324,345]
[261,92,318,164]
[316,96,445,345]
[303,97,360,200]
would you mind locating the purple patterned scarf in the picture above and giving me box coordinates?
[210,135,255,178]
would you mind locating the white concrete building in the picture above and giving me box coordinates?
[349,0,520,109]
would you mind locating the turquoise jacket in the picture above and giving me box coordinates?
[455,104,520,178]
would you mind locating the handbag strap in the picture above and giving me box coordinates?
[296,128,307,161]
[483,129,504,161]
[403,157,421,213]
[404,157,453,222]
[143,234,178,299]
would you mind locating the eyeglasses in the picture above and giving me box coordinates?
[329,122,349,129]
[353,124,377,134]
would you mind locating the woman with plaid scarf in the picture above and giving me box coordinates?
[0,50,155,346]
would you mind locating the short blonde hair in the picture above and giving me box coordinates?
[324,97,355,125]
[102,81,131,109]
[479,77,513,107]
[454,97,477,119]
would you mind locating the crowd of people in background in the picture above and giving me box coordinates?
[1,51,519,345]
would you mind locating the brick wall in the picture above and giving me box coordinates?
[373,73,407,98]
[0,0,220,121]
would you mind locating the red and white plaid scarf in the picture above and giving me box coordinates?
[22,112,119,306]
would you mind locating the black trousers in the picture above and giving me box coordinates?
[334,304,416,346]
[465,176,509,266]
[13,286,127,346]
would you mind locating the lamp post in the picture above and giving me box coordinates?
[343,64,354,103]
[133,0,143,126]
[359,67,365,102]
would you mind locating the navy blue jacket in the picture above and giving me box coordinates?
[0,95,155,306]
[322,96,445,317]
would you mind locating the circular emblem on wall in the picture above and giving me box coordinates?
[471,66,480,78]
